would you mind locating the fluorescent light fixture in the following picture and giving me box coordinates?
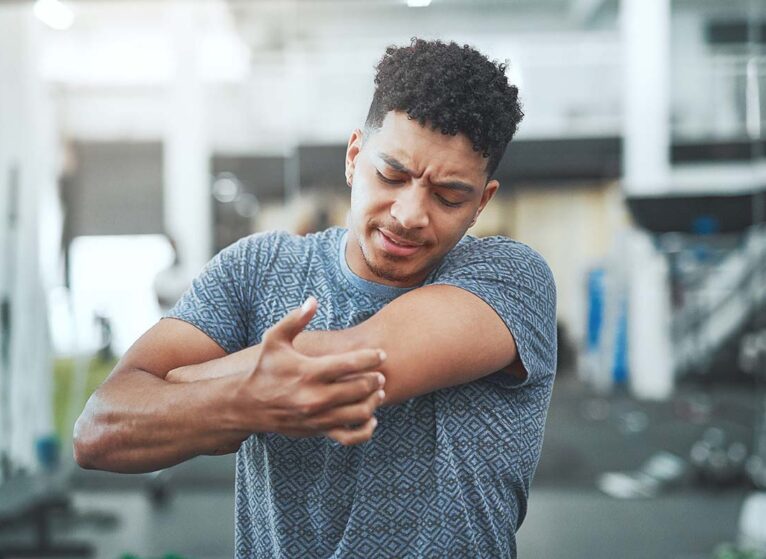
[407,0,432,7]
[33,0,74,31]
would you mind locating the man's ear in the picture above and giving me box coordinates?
[471,179,499,225]
[345,128,364,187]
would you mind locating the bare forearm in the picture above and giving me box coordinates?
[169,317,508,409]
[168,285,518,409]
[167,332,355,384]
[73,369,245,474]
[167,345,259,383]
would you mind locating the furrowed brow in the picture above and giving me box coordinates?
[377,152,477,194]
[377,153,414,175]
[430,180,476,194]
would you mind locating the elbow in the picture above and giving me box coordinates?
[72,415,94,469]
[72,412,104,470]
[72,442,94,470]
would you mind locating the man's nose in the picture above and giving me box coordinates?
[390,186,429,230]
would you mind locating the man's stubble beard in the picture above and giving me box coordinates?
[347,204,439,285]
[360,240,415,284]
[358,230,439,286]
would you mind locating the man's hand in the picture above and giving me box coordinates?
[215,298,387,447]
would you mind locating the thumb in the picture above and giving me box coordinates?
[267,296,317,345]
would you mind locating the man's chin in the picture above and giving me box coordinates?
[364,255,423,286]
[357,231,432,286]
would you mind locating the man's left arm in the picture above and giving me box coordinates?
[166,284,517,401]
[169,239,557,406]
[305,238,557,405]
[295,284,520,407]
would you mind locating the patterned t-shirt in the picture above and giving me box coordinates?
[166,226,557,559]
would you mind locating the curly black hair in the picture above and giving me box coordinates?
[364,38,523,179]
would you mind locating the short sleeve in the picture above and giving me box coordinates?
[429,236,557,388]
[164,237,254,354]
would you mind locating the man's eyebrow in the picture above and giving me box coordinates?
[378,153,413,175]
[431,179,476,194]
[377,152,477,194]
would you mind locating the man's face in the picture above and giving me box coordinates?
[344,110,499,287]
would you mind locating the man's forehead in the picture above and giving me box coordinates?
[364,111,486,167]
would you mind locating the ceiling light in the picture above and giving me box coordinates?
[407,0,432,7]
[33,0,74,31]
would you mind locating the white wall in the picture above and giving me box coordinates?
[47,0,624,151]
[0,5,59,477]
[46,0,765,196]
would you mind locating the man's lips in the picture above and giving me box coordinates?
[376,229,424,256]
[379,229,423,247]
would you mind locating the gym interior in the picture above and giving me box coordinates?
[1,0,766,558]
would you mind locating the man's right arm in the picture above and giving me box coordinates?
[73,299,386,474]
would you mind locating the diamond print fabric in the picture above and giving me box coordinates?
[165,227,557,558]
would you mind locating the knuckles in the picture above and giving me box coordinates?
[354,350,379,369]
[295,403,313,419]
[294,395,327,418]
[294,359,313,379]
[261,327,277,345]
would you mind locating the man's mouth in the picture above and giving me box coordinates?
[380,229,422,247]
[376,228,423,256]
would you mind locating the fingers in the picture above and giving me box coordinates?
[264,297,317,345]
[307,385,385,429]
[324,416,379,446]
[309,372,385,415]
[311,349,387,382]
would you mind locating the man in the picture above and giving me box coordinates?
[74,38,556,558]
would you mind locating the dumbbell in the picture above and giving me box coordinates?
[690,427,748,486]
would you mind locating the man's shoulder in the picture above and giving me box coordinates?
[454,234,526,251]
[232,227,344,257]
[445,234,552,272]
[429,234,556,300]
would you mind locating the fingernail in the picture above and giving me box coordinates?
[371,417,378,428]
[378,350,387,361]
[377,389,385,400]
[377,373,385,386]
[301,297,314,314]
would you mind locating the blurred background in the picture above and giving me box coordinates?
[1,0,766,557]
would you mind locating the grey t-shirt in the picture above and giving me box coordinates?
[166,226,557,558]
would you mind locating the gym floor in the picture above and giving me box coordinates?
[1,373,757,559]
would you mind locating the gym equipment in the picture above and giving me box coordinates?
[690,427,749,486]
[0,472,93,557]
[597,451,687,499]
